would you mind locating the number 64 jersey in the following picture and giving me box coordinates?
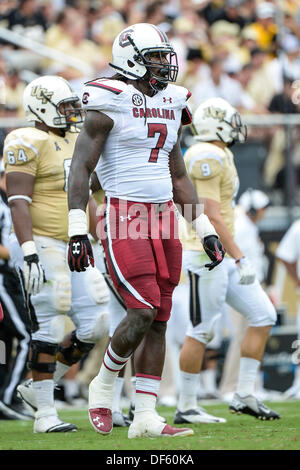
[3,127,78,242]
[82,78,192,203]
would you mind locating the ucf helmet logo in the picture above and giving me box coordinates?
[204,106,226,122]
[31,85,54,104]
[119,28,134,48]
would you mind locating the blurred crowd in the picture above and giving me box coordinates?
[0,0,300,419]
[0,0,300,190]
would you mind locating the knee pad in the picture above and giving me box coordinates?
[73,309,110,343]
[52,274,71,313]
[84,266,110,305]
[90,310,110,341]
[249,303,277,327]
[28,340,58,373]
[58,330,94,365]
[188,313,221,345]
[49,316,67,343]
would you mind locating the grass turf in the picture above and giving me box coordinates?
[0,401,299,451]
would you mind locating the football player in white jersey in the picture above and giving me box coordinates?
[175,97,280,424]
[276,220,300,398]
[67,23,225,439]
[4,76,110,433]
[91,175,167,428]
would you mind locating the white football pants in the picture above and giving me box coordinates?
[182,251,277,344]
[9,234,109,344]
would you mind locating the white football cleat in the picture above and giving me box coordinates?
[174,407,226,424]
[0,399,34,421]
[17,379,37,412]
[229,393,280,420]
[112,410,132,427]
[34,408,77,433]
[128,414,194,439]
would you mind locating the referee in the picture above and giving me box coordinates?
[0,159,32,420]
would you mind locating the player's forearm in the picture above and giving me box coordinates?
[208,215,243,260]
[68,161,91,212]
[172,175,200,222]
[88,196,99,241]
[170,133,202,222]
[9,200,34,245]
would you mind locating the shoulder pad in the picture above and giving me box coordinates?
[3,128,45,172]
[166,84,191,111]
[185,145,224,180]
[85,78,126,95]
[4,127,47,157]
[82,78,126,112]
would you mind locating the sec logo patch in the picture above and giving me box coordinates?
[132,94,143,106]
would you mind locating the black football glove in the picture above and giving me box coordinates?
[203,235,225,271]
[68,235,94,272]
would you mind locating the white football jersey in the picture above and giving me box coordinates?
[81,78,191,202]
[276,220,300,278]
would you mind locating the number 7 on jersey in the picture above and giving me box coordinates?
[148,123,167,163]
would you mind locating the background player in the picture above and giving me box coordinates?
[175,97,280,425]
[219,188,271,400]
[276,220,300,399]
[67,23,225,439]
[0,159,32,421]
[4,75,110,433]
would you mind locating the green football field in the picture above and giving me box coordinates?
[1,401,300,451]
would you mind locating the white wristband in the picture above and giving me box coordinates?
[21,240,37,257]
[7,195,32,204]
[68,209,88,237]
[192,213,218,242]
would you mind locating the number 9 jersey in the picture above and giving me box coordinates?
[81,78,191,203]
[3,127,78,242]
[181,142,239,252]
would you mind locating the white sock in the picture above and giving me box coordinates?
[112,376,124,412]
[63,379,79,400]
[53,361,70,383]
[130,376,136,407]
[97,343,131,386]
[33,379,56,413]
[178,371,199,411]
[134,374,161,419]
[255,370,265,392]
[236,357,260,397]
[134,393,157,421]
[201,369,217,394]
[293,366,300,386]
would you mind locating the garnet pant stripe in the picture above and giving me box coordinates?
[105,196,154,309]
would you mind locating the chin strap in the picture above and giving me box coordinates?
[149,76,168,93]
